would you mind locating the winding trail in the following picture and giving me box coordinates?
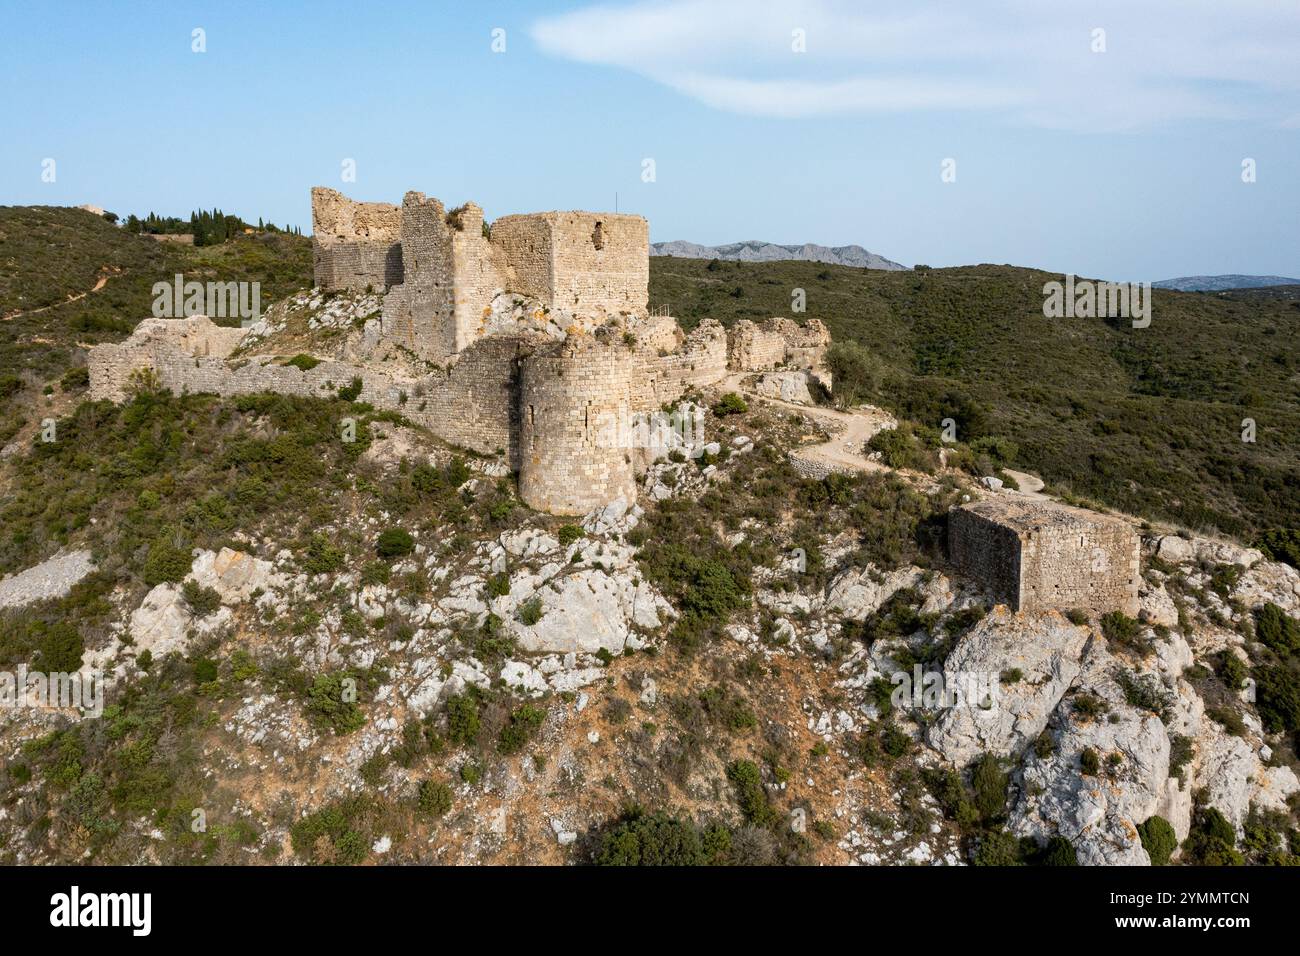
[723,371,1052,497]
[721,372,893,476]
[2,272,114,321]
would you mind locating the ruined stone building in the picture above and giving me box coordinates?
[948,499,1140,615]
[90,186,830,516]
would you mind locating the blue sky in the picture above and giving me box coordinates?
[2,0,1297,280]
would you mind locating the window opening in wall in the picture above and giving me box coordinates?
[592,221,604,250]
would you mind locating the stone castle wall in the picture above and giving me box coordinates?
[949,500,1139,615]
[728,319,788,371]
[519,338,637,515]
[631,320,729,410]
[89,316,526,464]
[311,187,404,291]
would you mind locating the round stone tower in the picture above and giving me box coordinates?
[519,337,637,516]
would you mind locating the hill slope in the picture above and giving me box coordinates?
[648,257,1300,537]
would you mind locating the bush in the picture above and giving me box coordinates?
[969,754,1009,824]
[1216,650,1248,690]
[417,779,453,818]
[486,572,510,598]
[1253,663,1300,734]
[556,524,584,547]
[182,580,221,618]
[142,532,193,586]
[517,597,544,626]
[446,693,481,747]
[711,392,748,417]
[592,808,727,866]
[972,830,1024,866]
[497,703,545,755]
[1080,747,1101,775]
[1101,611,1153,656]
[1138,815,1177,865]
[726,760,776,826]
[306,672,366,735]
[1182,806,1242,866]
[1038,836,1078,866]
[285,354,320,371]
[36,623,83,672]
[1255,603,1300,656]
[337,377,363,402]
[1257,529,1300,570]
[60,366,90,391]
[300,534,345,574]
[290,799,371,865]
[867,423,937,472]
[376,527,414,559]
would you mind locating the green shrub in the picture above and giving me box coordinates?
[711,392,748,416]
[1182,806,1242,866]
[1253,663,1300,734]
[497,703,545,755]
[36,623,83,672]
[1216,650,1248,690]
[306,672,366,735]
[592,808,728,866]
[142,532,193,586]
[1257,529,1300,570]
[1080,747,1101,775]
[337,377,363,402]
[486,572,510,598]
[300,534,345,574]
[972,830,1024,866]
[1138,815,1178,865]
[289,799,371,864]
[1039,836,1078,866]
[417,779,453,818]
[1255,604,1300,656]
[182,580,221,618]
[556,525,584,547]
[285,354,320,371]
[970,754,1009,824]
[517,597,544,626]
[1101,611,1151,657]
[60,366,90,391]
[192,656,219,684]
[376,528,414,559]
[1065,608,1090,626]
[446,693,481,747]
[726,759,776,826]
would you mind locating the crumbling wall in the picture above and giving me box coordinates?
[448,203,513,352]
[310,187,403,291]
[727,319,788,371]
[631,320,729,410]
[89,316,522,461]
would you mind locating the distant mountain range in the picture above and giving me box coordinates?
[651,239,907,271]
[1153,274,1300,292]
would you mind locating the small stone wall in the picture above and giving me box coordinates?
[949,499,1139,615]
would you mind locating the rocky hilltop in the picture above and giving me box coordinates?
[652,239,907,271]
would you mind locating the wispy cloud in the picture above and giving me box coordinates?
[531,0,1300,130]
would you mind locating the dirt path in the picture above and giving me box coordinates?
[1002,468,1048,500]
[722,372,1053,496]
[2,271,115,321]
[721,372,894,475]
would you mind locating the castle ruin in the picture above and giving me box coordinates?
[948,498,1140,615]
[89,187,830,516]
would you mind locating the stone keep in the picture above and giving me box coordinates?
[315,188,648,364]
[948,499,1139,615]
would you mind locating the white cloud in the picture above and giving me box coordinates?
[531,0,1300,130]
